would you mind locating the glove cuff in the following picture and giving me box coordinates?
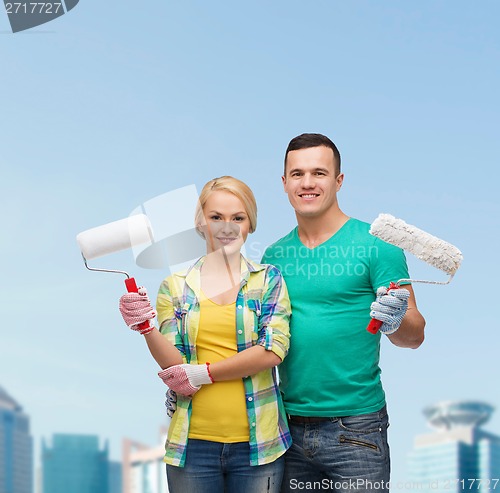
[380,325,400,335]
[206,363,215,383]
[190,364,214,387]
[130,320,155,335]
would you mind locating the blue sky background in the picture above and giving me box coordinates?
[1,1,499,486]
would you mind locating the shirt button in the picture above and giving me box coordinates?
[238,330,243,334]
[252,423,256,427]
[237,305,243,309]
[248,397,253,401]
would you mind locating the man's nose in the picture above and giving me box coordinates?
[301,173,315,188]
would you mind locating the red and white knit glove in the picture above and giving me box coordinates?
[158,363,214,397]
[118,287,156,335]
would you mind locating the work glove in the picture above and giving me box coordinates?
[165,389,177,418]
[119,287,156,335]
[158,363,214,397]
[370,286,410,335]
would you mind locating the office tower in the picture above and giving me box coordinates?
[122,428,169,493]
[108,461,122,493]
[42,434,109,493]
[0,385,33,493]
[408,401,500,492]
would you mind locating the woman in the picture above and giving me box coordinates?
[119,176,291,493]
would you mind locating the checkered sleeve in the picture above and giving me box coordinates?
[156,278,186,360]
[257,266,291,361]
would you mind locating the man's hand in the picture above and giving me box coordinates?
[370,286,410,335]
[158,363,214,396]
[165,389,177,418]
[118,287,156,335]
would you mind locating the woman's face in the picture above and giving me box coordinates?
[200,191,251,255]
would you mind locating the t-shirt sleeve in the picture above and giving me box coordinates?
[369,237,410,293]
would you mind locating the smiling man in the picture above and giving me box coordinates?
[261,133,426,492]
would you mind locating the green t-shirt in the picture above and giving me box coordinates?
[261,218,409,417]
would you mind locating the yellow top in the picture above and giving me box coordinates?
[188,294,249,442]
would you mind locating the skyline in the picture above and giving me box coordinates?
[1,1,499,487]
[0,383,500,486]
[4,382,500,492]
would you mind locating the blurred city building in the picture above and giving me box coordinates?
[122,428,168,493]
[0,385,33,493]
[108,460,122,493]
[408,401,500,492]
[41,434,110,493]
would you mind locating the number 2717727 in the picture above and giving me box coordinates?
[5,3,63,14]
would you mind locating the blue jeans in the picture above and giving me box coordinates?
[166,439,285,493]
[281,406,390,493]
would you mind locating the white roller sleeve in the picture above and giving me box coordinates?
[369,214,463,275]
[76,214,154,260]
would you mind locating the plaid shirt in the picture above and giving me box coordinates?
[156,255,292,467]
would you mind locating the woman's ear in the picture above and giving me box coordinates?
[195,224,206,239]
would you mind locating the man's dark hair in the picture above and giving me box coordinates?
[284,133,341,176]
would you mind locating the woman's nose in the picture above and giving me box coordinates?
[222,221,240,236]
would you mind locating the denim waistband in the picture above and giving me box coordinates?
[288,405,387,424]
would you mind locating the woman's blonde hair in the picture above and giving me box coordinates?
[195,176,257,238]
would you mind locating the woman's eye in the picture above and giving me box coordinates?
[210,215,221,221]
[234,216,245,222]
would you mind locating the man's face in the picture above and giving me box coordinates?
[282,146,344,219]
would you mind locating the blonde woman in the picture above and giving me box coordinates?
[119,176,291,493]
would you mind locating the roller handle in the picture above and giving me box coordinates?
[124,277,152,333]
[366,282,399,334]
[366,319,383,334]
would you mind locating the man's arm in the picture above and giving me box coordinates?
[386,284,425,349]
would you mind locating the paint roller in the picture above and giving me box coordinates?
[76,214,154,332]
[366,213,463,334]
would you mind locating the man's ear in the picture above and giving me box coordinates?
[336,173,344,192]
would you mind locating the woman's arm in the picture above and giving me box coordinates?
[143,327,184,368]
[209,345,281,381]
[144,277,185,368]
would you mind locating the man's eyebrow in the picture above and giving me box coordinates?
[288,167,330,174]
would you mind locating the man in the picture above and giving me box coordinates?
[261,133,425,492]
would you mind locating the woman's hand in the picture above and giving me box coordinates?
[158,363,214,396]
[119,287,157,335]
